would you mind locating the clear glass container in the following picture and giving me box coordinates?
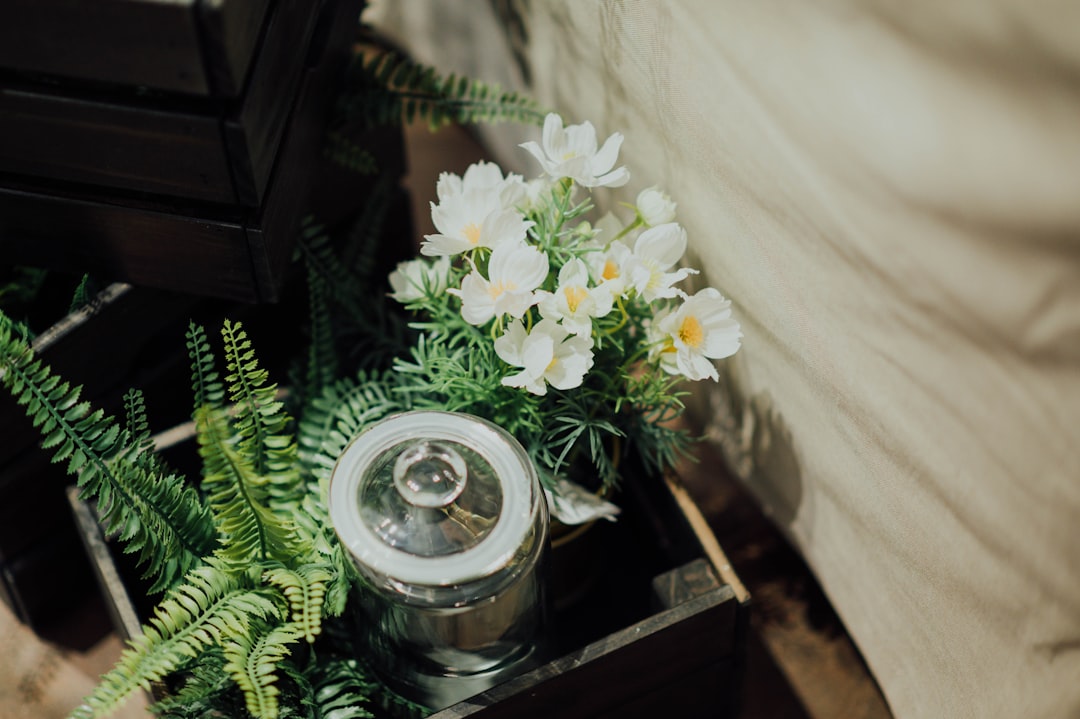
[329,411,549,710]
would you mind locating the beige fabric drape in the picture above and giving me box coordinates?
[369,2,1080,717]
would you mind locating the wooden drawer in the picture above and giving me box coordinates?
[0,0,270,98]
[0,0,366,302]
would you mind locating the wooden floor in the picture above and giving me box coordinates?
[402,121,893,719]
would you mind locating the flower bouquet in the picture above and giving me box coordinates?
[385,113,742,523]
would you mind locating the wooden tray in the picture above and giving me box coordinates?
[70,452,750,718]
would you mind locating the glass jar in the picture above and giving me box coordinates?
[329,410,549,710]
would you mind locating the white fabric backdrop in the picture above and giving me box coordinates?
[368,2,1080,717]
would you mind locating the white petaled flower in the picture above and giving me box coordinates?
[455,242,549,325]
[626,222,697,302]
[586,238,635,300]
[636,186,677,226]
[435,160,527,207]
[537,258,614,336]
[650,288,742,382]
[421,162,532,257]
[520,113,630,188]
[495,318,595,396]
[388,256,451,303]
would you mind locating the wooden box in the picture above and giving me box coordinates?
[71,452,750,718]
[0,0,366,302]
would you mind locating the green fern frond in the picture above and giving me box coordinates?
[263,564,332,643]
[122,388,152,451]
[323,130,378,174]
[321,544,357,620]
[68,274,95,313]
[306,658,378,719]
[194,404,301,567]
[186,321,225,410]
[223,621,302,719]
[296,370,403,483]
[71,561,282,719]
[336,50,547,131]
[0,266,47,312]
[0,313,214,593]
[150,649,235,718]
[220,321,301,506]
[302,257,339,405]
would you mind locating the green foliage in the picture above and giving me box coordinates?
[189,321,301,569]
[263,564,332,644]
[224,621,304,719]
[333,50,547,132]
[296,370,405,485]
[0,312,215,594]
[323,131,378,175]
[71,560,282,719]
[0,317,379,719]
[293,209,407,380]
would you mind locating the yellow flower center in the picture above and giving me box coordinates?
[564,286,587,312]
[602,260,620,281]
[488,280,515,299]
[462,222,482,245]
[678,315,704,349]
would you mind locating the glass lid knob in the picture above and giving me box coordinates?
[393,440,467,508]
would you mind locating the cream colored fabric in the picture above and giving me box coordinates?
[368,2,1080,717]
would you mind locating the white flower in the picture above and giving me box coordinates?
[627,222,697,301]
[421,162,532,256]
[455,242,548,325]
[435,160,526,207]
[388,256,451,303]
[586,238,635,299]
[650,288,742,381]
[636,186,677,226]
[495,318,594,396]
[520,113,630,188]
[536,258,614,336]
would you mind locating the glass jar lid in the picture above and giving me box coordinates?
[329,411,539,587]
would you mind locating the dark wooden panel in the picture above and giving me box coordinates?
[224,0,328,207]
[0,186,258,301]
[0,87,236,203]
[244,0,366,300]
[198,0,273,97]
[431,584,738,719]
[0,0,209,95]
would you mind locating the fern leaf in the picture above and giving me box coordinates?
[323,130,379,174]
[302,255,339,405]
[0,313,214,593]
[70,561,282,719]
[186,321,225,410]
[194,404,300,567]
[263,564,333,643]
[296,370,401,483]
[220,320,302,509]
[334,50,547,131]
[223,621,302,719]
[307,658,378,719]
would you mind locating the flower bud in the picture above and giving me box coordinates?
[636,186,677,226]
